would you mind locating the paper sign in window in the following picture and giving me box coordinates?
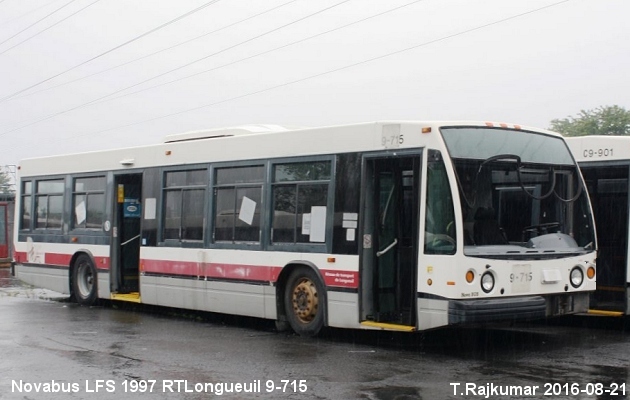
[309,206,326,243]
[302,213,311,235]
[239,196,256,226]
[343,213,358,221]
[346,228,355,241]
[342,220,357,229]
[144,198,157,220]
[75,201,86,225]
[343,212,358,228]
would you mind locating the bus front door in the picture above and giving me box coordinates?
[111,174,142,297]
[581,166,629,313]
[361,154,420,328]
[0,203,8,262]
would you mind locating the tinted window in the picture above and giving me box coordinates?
[20,181,32,230]
[73,176,106,229]
[213,166,264,243]
[35,179,64,230]
[272,161,331,244]
[162,169,207,242]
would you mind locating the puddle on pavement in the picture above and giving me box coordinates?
[360,386,422,400]
[0,267,15,288]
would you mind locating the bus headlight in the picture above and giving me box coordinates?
[481,272,495,293]
[570,266,584,288]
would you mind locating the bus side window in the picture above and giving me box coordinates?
[20,181,32,231]
[73,176,106,230]
[424,150,456,255]
[35,179,65,230]
[163,169,207,242]
[271,161,331,245]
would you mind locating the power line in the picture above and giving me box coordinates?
[0,0,223,102]
[0,0,353,134]
[74,0,574,139]
[1,0,571,152]
[74,0,354,105]
[0,0,76,47]
[0,0,101,56]
[6,0,300,102]
[0,0,63,26]
[98,0,427,107]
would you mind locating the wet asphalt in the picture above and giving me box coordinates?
[0,268,628,400]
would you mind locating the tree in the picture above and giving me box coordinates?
[0,167,14,194]
[549,105,630,137]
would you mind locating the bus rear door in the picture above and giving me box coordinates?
[111,173,142,298]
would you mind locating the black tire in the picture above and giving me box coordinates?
[72,254,98,306]
[283,267,325,337]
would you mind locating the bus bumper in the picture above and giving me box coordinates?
[447,293,588,325]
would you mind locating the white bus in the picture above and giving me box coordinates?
[567,135,630,316]
[13,121,596,335]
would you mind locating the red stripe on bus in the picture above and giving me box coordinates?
[14,251,357,288]
[14,251,110,269]
[14,251,25,263]
[142,259,281,282]
[45,252,72,266]
[142,259,359,289]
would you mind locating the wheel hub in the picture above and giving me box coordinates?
[292,278,318,323]
[78,264,93,297]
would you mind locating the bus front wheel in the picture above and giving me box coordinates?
[72,254,98,306]
[284,268,325,337]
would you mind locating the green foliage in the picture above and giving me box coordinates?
[549,105,630,137]
[0,169,12,194]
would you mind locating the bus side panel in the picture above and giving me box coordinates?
[14,264,70,295]
[139,275,363,328]
[327,291,361,329]
[97,271,111,300]
[417,298,449,331]
[140,275,272,319]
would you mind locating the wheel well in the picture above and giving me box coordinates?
[275,262,327,326]
[68,251,95,297]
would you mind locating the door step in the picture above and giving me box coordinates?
[360,321,415,331]
[587,309,624,317]
[110,292,141,303]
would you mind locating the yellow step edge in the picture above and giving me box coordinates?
[587,309,624,317]
[110,292,142,303]
[360,320,416,332]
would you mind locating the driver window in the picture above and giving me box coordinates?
[424,150,456,255]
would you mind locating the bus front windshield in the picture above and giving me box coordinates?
[440,127,595,258]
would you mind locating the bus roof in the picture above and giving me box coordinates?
[566,135,630,163]
[18,120,561,177]
[163,124,296,143]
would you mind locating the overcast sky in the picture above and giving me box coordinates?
[1,0,629,171]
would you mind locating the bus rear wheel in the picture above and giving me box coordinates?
[72,254,98,306]
[284,268,325,337]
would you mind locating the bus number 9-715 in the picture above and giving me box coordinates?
[381,134,404,148]
[510,272,533,283]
